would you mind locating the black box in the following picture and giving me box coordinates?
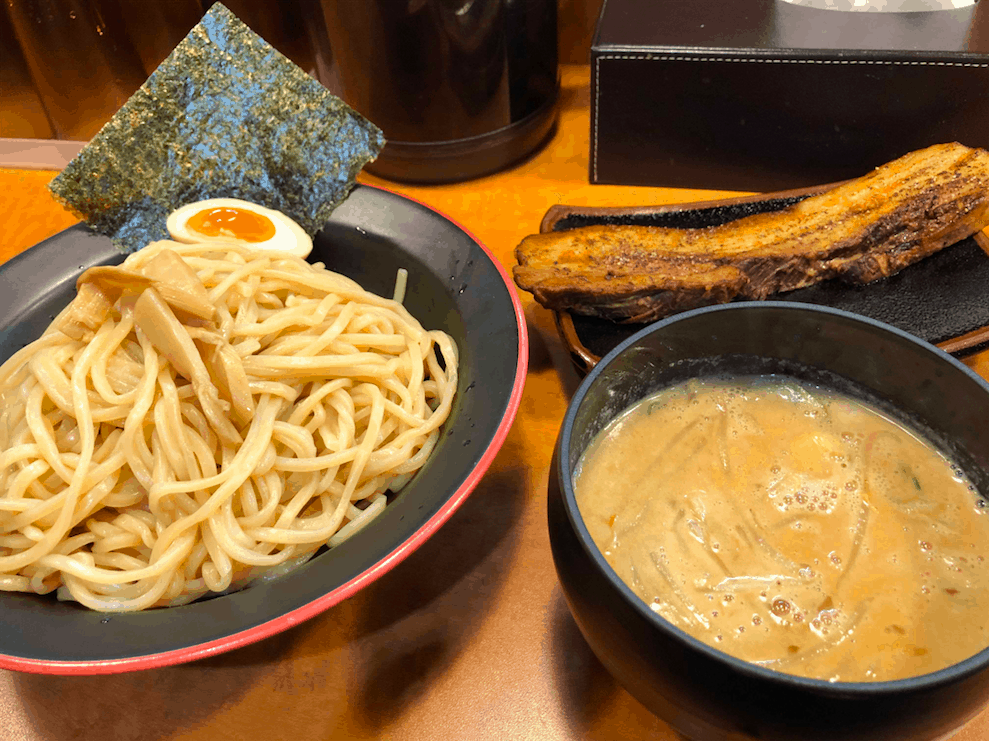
[590,0,989,191]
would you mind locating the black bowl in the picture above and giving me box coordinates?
[548,302,989,741]
[0,184,527,674]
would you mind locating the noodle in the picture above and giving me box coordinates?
[0,240,458,611]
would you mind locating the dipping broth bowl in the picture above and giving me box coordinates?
[547,302,989,741]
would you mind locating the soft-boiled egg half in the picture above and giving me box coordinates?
[166,198,313,258]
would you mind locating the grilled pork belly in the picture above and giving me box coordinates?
[514,143,989,323]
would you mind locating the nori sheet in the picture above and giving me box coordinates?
[48,3,385,253]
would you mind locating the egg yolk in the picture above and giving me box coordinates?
[187,207,276,243]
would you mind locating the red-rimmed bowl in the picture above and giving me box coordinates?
[0,184,527,674]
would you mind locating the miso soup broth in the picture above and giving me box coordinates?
[574,376,989,683]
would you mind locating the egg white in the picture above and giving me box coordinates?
[166,198,313,258]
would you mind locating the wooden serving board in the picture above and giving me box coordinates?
[543,185,989,375]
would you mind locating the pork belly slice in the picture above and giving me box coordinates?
[514,142,989,323]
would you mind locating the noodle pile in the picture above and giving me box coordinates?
[0,241,458,611]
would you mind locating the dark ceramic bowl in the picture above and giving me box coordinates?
[0,184,527,674]
[548,302,989,741]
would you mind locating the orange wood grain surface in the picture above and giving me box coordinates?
[0,65,987,741]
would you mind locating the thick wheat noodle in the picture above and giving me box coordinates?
[0,240,458,611]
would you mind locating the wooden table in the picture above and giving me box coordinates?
[1,65,987,741]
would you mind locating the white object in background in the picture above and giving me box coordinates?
[780,0,976,11]
[0,138,86,170]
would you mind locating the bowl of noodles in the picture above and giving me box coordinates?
[0,184,526,673]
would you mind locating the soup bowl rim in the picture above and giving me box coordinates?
[556,300,989,695]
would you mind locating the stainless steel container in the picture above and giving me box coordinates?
[318,0,559,182]
[2,0,204,140]
[3,0,558,182]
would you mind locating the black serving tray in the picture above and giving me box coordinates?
[542,183,989,375]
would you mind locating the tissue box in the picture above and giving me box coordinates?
[590,0,989,191]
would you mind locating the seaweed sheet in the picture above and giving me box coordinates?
[49,3,384,252]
